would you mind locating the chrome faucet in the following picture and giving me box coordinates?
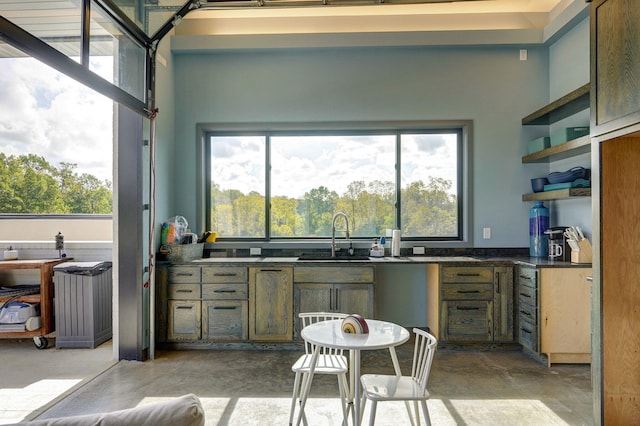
[331,212,350,257]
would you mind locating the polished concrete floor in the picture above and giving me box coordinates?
[0,338,593,425]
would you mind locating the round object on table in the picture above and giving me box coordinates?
[341,314,369,334]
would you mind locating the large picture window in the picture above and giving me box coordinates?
[206,124,467,241]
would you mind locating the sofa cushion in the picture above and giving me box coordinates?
[20,393,204,426]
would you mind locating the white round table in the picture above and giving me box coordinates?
[298,319,410,425]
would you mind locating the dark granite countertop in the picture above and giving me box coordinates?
[182,254,590,268]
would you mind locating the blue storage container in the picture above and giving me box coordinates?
[550,127,589,146]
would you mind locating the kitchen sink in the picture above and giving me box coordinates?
[297,253,371,261]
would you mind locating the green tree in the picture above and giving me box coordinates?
[208,177,456,239]
[299,186,338,236]
[0,154,110,214]
[232,191,265,237]
[401,177,457,237]
[271,196,301,237]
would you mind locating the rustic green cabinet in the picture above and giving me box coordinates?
[293,266,375,339]
[201,266,249,341]
[166,265,202,342]
[440,265,495,342]
[249,267,293,341]
[161,264,250,343]
[427,264,514,344]
[517,266,538,353]
[493,266,515,342]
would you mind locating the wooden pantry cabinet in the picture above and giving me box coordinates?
[517,265,592,367]
[590,0,640,137]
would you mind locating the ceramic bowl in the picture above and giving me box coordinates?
[531,177,549,193]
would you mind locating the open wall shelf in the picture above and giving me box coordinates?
[521,83,591,201]
[522,135,591,163]
[522,84,590,125]
[522,188,591,202]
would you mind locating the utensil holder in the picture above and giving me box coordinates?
[571,239,592,264]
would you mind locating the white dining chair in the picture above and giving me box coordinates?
[360,328,437,426]
[289,312,350,426]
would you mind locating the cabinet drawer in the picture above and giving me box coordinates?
[202,300,248,341]
[519,315,538,352]
[518,283,537,305]
[294,266,374,283]
[167,300,201,341]
[517,267,537,289]
[442,266,493,283]
[202,267,247,283]
[442,283,493,301]
[442,300,493,342]
[202,283,248,300]
[168,284,201,300]
[518,300,537,325]
[169,266,201,283]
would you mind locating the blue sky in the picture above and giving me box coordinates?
[0,57,114,183]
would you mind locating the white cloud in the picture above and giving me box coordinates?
[0,57,114,183]
[212,133,458,200]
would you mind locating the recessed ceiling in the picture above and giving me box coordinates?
[0,0,579,58]
[179,0,571,35]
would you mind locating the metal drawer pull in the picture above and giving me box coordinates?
[214,306,237,310]
[456,273,481,277]
[176,273,194,277]
[259,269,282,272]
[176,306,193,310]
[214,290,237,293]
[456,306,479,310]
[457,290,480,294]
[176,289,193,293]
[213,273,238,277]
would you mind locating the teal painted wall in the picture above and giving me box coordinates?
[546,17,592,239]
[171,44,551,247]
[154,32,177,241]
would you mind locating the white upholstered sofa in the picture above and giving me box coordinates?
[11,393,205,426]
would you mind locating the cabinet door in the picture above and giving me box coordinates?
[167,300,201,341]
[441,300,493,342]
[493,266,514,342]
[517,266,538,351]
[591,0,640,136]
[519,315,538,353]
[295,283,332,312]
[293,283,333,339]
[335,283,374,318]
[202,300,248,341]
[249,267,293,341]
[539,268,592,364]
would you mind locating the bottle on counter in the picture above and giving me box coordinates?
[529,201,549,257]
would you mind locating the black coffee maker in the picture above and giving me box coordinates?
[544,226,571,261]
